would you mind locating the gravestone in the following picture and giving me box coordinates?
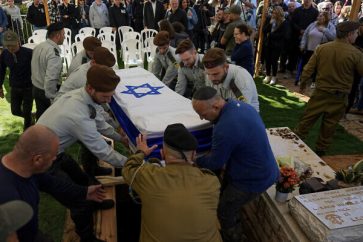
[289,186,363,242]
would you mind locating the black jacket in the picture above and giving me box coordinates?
[143,0,165,31]
[291,6,319,37]
[165,8,188,31]
[26,3,47,27]
[109,4,129,27]
[0,47,33,88]
[58,3,78,29]
[263,18,290,50]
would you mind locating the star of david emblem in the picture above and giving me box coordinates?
[121,83,164,98]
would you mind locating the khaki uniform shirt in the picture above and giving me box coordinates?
[67,49,90,76]
[208,64,260,112]
[31,39,63,99]
[175,54,207,96]
[301,39,363,93]
[151,46,179,86]
[122,153,222,242]
[38,88,127,167]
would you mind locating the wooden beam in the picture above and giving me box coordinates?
[254,0,270,78]
[43,0,50,26]
[349,0,361,21]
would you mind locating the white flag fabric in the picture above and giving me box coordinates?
[110,67,212,154]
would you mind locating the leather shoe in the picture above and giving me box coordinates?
[94,166,112,176]
[94,199,115,210]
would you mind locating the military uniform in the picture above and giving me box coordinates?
[67,49,90,76]
[122,152,222,242]
[38,88,127,167]
[151,47,179,89]
[56,62,91,100]
[175,54,207,98]
[296,39,363,152]
[31,39,63,118]
[208,64,260,112]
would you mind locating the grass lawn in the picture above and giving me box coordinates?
[1,76,363,241]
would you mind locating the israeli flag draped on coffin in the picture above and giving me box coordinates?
[110,67,212,158]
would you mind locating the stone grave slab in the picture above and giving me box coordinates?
[289,186,363,242]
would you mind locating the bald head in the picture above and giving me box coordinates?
[14,125,59,159]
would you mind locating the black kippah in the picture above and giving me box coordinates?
[47,22,64,36]
[192,86,218,100]
[164,123,198,151]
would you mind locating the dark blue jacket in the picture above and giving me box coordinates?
[0,47,32,88]
[196,100,279,193]
[231,40,254,76]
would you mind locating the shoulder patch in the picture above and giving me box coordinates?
[54,48,60,57]
[88,104,96,119]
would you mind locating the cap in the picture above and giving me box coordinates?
[153,31,170,46]
[202,48,227,69]
[224,7,231,14]
[47,22,64,36]
[0,200,33,241]
[2,31,19,46]
[164,123,198,151]
[192,86,218,100]
[87,65,120,92]
[83,36,102,51]
[93,47,116,67]
[229,5,242,15]
[336,21,361,32]
[175,39,195,54]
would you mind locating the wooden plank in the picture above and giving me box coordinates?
[94,161,117,242]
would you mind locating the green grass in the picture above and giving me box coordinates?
[1,75,363,241]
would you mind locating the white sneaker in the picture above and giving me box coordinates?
[263,76,271,84]
[310,82,316,89]
[270,76,277,85]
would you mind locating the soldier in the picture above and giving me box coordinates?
[175,39,207,98]
[31,22,64,120]
[37,65,128,241]
[122,124,222,242]
[295,21,363,156]
[0,31,33,131]
[67,36,102,76]
[151,31,180,90]
[56,46,116,100]
[202,48,259,112]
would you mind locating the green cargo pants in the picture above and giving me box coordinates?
[295,89,347,152]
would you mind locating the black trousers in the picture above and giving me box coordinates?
[264,47,281,76]
[48,153,96,240]
[32,86,51,120]
[10,87,33,130]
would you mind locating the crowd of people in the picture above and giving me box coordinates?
[0,0,363,241]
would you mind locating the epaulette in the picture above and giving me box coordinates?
[199,167,217,176]
[54,48,60,57]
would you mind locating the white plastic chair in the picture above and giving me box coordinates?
[97,32,116,45]
[121,39,143,69]
[144,37,157,71]
[118,26,133,44]
[60,44,72,73]
[63,28,72,47]
[102,40,119,69]
[140,29,158,48]
[75,33,86,43]
[33,29,47,38]
[22,42,38,50]
[79,27,96,37]
[71,42,84,57]
[28,35,45,44]
[100,27,114,34]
